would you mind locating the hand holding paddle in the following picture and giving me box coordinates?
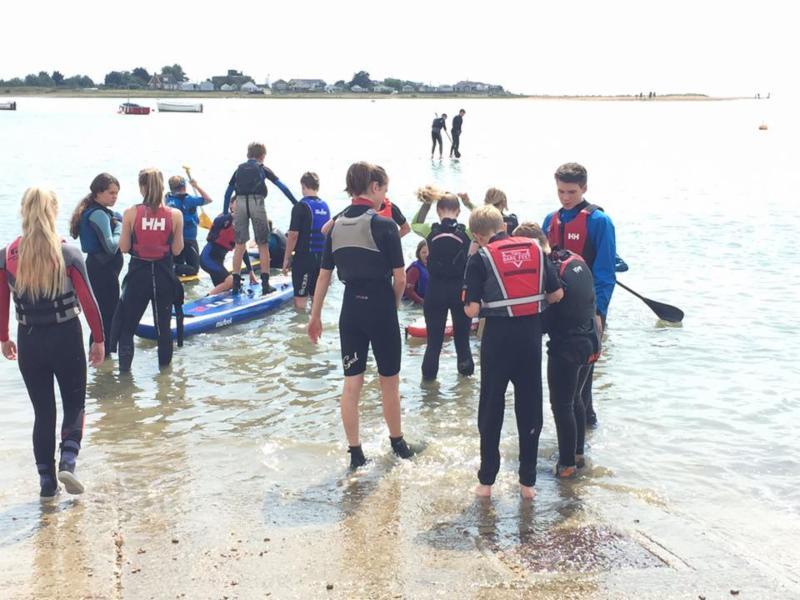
[616,280,684,323]
[183,164,214,229]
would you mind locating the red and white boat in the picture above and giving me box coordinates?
[118,102,150,115]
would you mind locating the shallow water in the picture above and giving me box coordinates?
[0,96,798,597]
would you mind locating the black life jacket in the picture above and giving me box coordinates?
[426,219,471,280]
[234,161,268,197]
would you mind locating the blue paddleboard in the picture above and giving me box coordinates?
[135,275,293,340]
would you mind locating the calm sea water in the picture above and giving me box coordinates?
[0,96,798,595]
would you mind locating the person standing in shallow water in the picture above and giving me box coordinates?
[307,162,420,469]
[1,187,105,498]
[70,173,123,357]
[449,109,466,158]
[431,113,447,158]
[115,168,184,373]
[463,205,563,499]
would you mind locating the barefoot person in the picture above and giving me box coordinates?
[464,206,563,498]
[115,168,184,373]
[283,172,331,310]
[1,187,105,498]
[308,162,419,469]
[70,173,123,357]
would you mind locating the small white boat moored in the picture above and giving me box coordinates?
[157,101,203,113]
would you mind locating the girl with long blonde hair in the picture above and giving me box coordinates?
[115,168,184,373]
[0,187,105,498]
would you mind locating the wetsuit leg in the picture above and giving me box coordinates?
[447,279,474,374]
[509,317,543,487]
[477,318,514,486]
[339,287,371,377]
[116,267,155,371]
[451,131,461,157]
[200,245,229,286]
[582,364,596,424]
[547,351,581,467]
[364,284,401,377]
[175,240,200,277]
[153,267,176,367]
[421,280,448,380]
[86,252,122,356]
[17,319,86,474]
[574,364,591,456]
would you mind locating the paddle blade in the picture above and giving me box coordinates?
[645,298,684,323]
[199,209,213,229]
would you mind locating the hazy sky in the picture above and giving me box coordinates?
[2,0,794,96]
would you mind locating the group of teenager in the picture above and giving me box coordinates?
[431,109,467,159]
[1,145,616,500]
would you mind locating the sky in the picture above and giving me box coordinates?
[2,0,795,97]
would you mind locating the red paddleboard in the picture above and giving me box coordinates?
[405,316,479,339]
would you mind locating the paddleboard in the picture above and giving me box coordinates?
[135,274,293,340]
[178,274,200,283]
[405,316,479,339]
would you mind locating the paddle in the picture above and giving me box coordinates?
[182,165,213,229]
[435,113,452,144]
[615,280,684,323]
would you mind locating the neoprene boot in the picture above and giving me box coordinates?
[261,273,275,296]
[390,436,423,460]
[58,440,84,495]
[348,445,367,470]
[38,464,58,499]
[232,273,242,295]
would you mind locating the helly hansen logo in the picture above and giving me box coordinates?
[141,217,166,231]
[567,233,581,241]
[502,247,530,268]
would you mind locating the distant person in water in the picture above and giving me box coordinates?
[449,109,466,158]
[431,113,447,158]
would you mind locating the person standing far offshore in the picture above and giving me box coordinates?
[307,162,421,470]
[449,109,466,158]
[431,113,448,159]
[542,162,616,428]
[223,142,297,295]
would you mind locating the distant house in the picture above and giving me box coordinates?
[148,74,178,91]
[240,81,260,93]
[350,84,366,93]
[372,83,395,94]
[179,82,197,92]
[454,80,489,93]
[488,84,505,94]
[288,78,326,92]
[211,70,253,90]
[272,79,289,91]
[325,83,345,93]
[220,83,236,92]
[401,84,417,93]
[419,84,435,93]
[198,80,215,92]
[437,84,455,93]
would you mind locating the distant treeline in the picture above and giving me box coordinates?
[0,65,187,90]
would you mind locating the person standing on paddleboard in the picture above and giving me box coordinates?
[283,172,331,310]
[1,187,105,498]
[223,142,297,296]
[308,162,421,469]
[165,175,212,278]
[411,185,475,379]
[542,163,616,428]
[114,168,184,373]
[200,196,257,295]
[69,172,123,357]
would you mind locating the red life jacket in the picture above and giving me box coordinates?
[208,214,236,251]
[132,204,173,260]
[545,201,600,267]
[478,236,546,317]
[378,199,393,220]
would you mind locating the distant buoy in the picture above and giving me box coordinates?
[758,123,768,130]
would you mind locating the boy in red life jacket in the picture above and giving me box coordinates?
[463,206,563,499]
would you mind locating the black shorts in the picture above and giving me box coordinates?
[292,253,322,298]
[338,282,400,377]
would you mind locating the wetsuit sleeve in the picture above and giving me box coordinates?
[410,204,432,238]
[587,211,617,316]
[375,220,404,269]
[321,232,335,270]
[223,173,236,214]
[464,253,486,304]
[0,261,9,342]
[543,257,562,294]
[263,166,298,205]
[404,266,424,304]
[541,213,553,238]
[391,204,408,226]
[64,247,104,343]
[288,202,307,232]
[88,210,120,256]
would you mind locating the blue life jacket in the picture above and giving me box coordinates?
[301,196,331,254]
[79,202,112,254]
[407,259,429,297]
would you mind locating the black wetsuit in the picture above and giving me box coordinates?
[431,117,447,156]
[464,233,561,487]
[322,199,404,377]
[421,218,473,379]
[543,250,600,467]
[450,114,463,158]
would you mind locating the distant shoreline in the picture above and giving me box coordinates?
[1,88,753,102]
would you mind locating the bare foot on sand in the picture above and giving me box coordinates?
[474,484,492,497]
[520,485,536,499]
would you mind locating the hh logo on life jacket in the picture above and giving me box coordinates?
[567,232,581,241]
[141,217,166,231]
[501,247,530,268]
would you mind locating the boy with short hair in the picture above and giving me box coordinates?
[464,206,563,498]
